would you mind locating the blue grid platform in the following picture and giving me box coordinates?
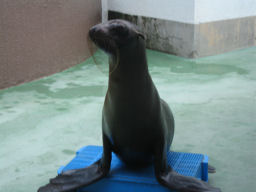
[58,145,209,192]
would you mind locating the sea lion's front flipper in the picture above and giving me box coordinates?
[38,159,106,192]
[38,134,112,192]
[154,145,221,192]
[156,168,221,192]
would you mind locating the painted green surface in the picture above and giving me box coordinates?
[0,48,255,192]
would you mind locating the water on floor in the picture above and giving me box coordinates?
[0,47,255,192]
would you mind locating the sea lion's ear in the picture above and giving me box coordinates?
[135,30,145,40]
[138,32,145,40]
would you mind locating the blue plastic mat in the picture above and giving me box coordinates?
[58,145,208,192]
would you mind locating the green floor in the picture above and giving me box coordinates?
[0,48,256,192]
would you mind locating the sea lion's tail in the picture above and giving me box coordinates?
[38,159,107,192]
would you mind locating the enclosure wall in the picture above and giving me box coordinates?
[0,0,101,89]
[108,0,256,58]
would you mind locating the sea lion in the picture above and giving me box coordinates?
[38,19,221,192]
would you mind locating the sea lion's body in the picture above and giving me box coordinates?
[102,36,174,166]
[38,20,221,192]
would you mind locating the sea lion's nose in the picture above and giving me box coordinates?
[89,26,97,39]
[89,25,104,40]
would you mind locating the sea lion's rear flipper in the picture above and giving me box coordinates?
[38,134,112,192]
[154,146,221,192]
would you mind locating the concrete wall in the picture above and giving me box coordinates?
[195,16,256,57]
[108,0,256,24]
[102,0,108,22]
[194,0,256,56]
[195,0,256,23]
[107,0,256,58]
[108,11,196,57]
[0,0,102,89]
[108,0,195,24]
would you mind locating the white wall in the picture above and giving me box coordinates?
[195,0,256,23]
[106,0,256,24]
[101,0,108,22]
[108,0,196,24]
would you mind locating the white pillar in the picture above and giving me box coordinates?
[101,0,108,22]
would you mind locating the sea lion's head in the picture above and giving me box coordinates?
[89,19,144,55]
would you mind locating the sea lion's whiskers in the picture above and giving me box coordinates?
[109,49,120,76]
[87,34,105,74]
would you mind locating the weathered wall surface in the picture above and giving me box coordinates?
[108,0,256,58]
[195,16,256,57]
[109,11,196,58]
[108,0,195,24]
[0,0,101,89]
[193,0,256,57]
[108,0,256,24]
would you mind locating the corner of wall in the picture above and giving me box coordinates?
[101,0,108,22]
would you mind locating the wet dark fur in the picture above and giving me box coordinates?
[38,20,221,192]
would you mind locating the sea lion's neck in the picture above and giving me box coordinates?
[106,39,153,105]
[109,39,149,82]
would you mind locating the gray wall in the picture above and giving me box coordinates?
[0,0,101,89]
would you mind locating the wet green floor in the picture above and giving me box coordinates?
[0,48,256,192]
